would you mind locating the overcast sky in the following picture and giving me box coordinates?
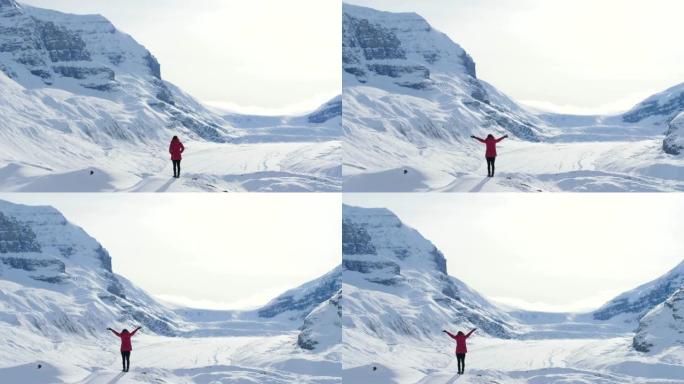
[347,0,684,115]
[0,193,341,310]
[344,193,684,313]
[21,0,341,115]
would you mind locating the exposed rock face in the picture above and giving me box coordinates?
[663,112,684,155]
[297,290,341,350]
[307,96,342,124]
[258,267,342,320]
[633,288,684,353]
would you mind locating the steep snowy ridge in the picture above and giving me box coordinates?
[342,204,515,351]
[342,3,545,180]
[593,259,684,323]
[633,287,684,353]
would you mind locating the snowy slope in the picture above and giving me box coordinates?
[342,4,684,192]
[633,288,684,353]
[0,199,342,382]
[593,259,684,324]
[0,1,341,192]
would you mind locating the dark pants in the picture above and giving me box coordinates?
[456,353,466,374]
[486,157,496,177]
[121,351,131,372]
[172,160,181,178]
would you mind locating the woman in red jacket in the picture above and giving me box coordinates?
[443,328,476,375]
[107,326,141,372]
[471,134,508,177]
[169,136,185,178]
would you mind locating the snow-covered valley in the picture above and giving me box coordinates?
[0,198,342,383]
[0,1,341,192]
[342,4,684,192]
[341,204,684,383]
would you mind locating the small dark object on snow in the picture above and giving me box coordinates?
[89,170,94,175]
[37,364,42,369]
[193,177,198,181]
[403,169,408,174]
[372,366,377,371]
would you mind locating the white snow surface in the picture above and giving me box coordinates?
[0,199,341,383]
[342,4,684,192]
[341,205,684,383]
[0,3,341,192]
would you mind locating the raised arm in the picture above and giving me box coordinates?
[465,328,476,338]
[107,327,121,337]
[470,135,486,143]
[442,330,457,340]
[130,326,142,336]
[496,135,508,143]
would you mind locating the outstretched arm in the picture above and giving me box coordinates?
[470,135,486,143]
[442,330,457,339]
[496,135,509,143]
[130,326,142,336]
[466,328,476,338]
[107,328,121,337]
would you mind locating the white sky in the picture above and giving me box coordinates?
[344,193,684,313]
[20,0,341,115]
[346,0,684,115]
[0,193,341,310]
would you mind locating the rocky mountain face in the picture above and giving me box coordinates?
[617,82,684,155]
[593,260,684,323]
[633,287,684,353]
[258,267,342,321]
[342,3,543,152]
[342,204,514,348]
[297,289,342,351]
[0,1,229,144]
[0,199,181,338]
[663,111,684,155]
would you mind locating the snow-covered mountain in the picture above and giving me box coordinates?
[592,259,684,324]
[342,3,544,177]
[342,204,515,365]
[633,287,684,353]
[0,1,341,192]
[0,199,182,338]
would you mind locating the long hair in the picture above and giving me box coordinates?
[171,135,179,143]
[486,134,494,139]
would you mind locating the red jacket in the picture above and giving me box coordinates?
[475,136,505,158]
[110,328,139,352]
[169,139,185,161]
[445,329,475,354]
